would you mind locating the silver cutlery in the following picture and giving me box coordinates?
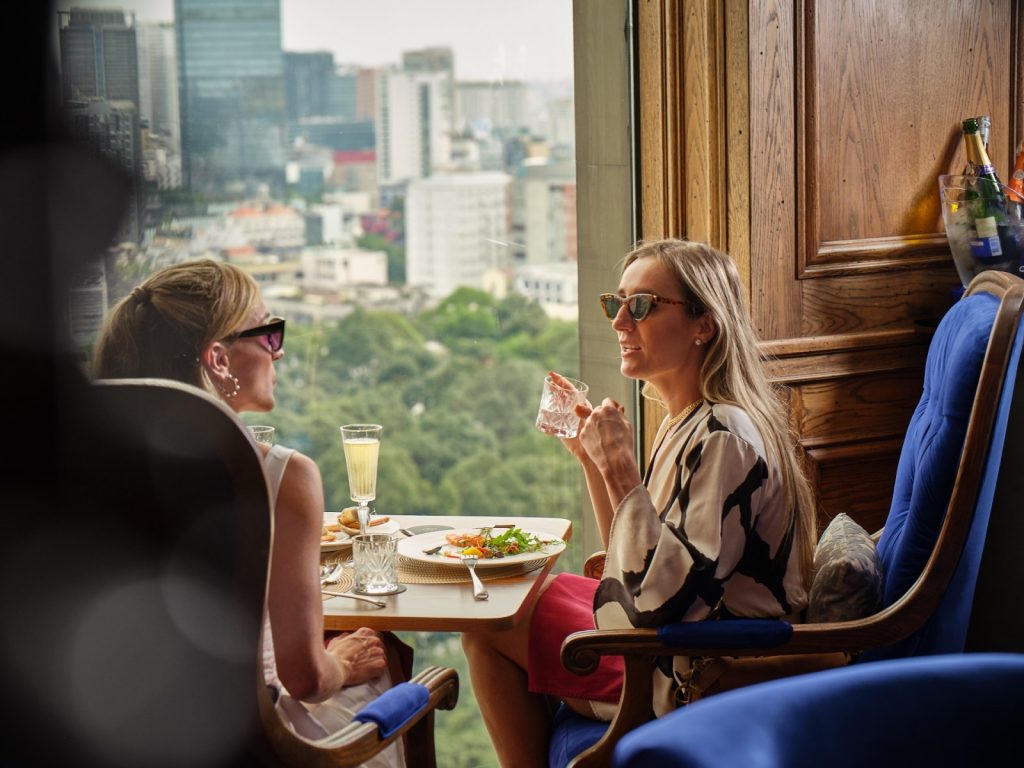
[320,562,343,585]
[461,554,489,601]
[321,590,386,608]
[422,544,444,555]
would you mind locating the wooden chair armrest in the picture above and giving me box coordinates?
[262,666,459,768]
[582,551,606,580]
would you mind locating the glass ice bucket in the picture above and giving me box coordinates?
[939,174,1024,287]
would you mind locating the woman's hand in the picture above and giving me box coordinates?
[326,627,388,686]
[548,371,593,462]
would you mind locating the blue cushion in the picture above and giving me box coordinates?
[864,318,1024,660]
[548,703,607,768]
[657,619,792,648]
[352,682,429,739]
[876,293,998,606]
[612,653,1024,768]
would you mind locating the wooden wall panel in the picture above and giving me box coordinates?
[637,0,1023,531]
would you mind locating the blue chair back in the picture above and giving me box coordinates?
[866,290,1024,659]
[613,653,1024,768]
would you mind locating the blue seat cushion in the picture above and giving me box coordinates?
[549,703,608,768]
[612,653,1024,768]
[875,292,998,606]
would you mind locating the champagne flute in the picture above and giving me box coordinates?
[340,424,382,535]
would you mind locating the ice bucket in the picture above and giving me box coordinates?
[939,174,1024,286]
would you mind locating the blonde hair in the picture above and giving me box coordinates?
[625,239,817,580]
[93,259,262,394]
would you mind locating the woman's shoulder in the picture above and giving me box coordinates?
[705,403,766,456]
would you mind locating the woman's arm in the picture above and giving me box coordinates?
[269,452,386,702]
[576,398,643,546]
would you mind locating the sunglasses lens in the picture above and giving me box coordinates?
[629,295,653,320]
[600,295,622,319]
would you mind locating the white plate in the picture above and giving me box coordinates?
[397,527,566,568]
[322,515,400,550]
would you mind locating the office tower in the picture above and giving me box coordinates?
[355,67,377,121]
[327,66,359,121]
[136,22,180,149]
[64,99,145,244]
[406,172,511,299]
[174,0,286,192]
[285,51,335,120]
[511,151,577,266]
[376,69,452,185]
[455,81,530,138]
[58,8,139,105]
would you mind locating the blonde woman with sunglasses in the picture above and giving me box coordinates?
[462,240,815,767]
[93,260,405,766]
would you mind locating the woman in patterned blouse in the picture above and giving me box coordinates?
[462,239,817,767]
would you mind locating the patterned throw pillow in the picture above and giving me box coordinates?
[806,513,883,623]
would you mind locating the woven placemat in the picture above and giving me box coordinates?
[396,555,548,584]
[319,568,355,600]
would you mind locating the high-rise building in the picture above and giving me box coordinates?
[376,69,452,185]
[406,172,511,299]
[174,0,286,192]
[455,81,530,138]
[285,51,334,120]
[58,8,139,105]
[65,99,145,244]
[136,22,179,148]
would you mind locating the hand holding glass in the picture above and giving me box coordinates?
[535,375,589,438]
[341,424,381,535]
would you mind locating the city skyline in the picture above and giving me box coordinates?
[55,0,574,84]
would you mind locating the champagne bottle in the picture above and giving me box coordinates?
[961,117,1020,271]
[961,115,992,177]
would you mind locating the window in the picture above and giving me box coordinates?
[59,1,633,764]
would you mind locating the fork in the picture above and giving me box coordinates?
[461,554,489,601]
[320,562,343,585]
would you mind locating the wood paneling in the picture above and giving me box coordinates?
[636,0,1024,530]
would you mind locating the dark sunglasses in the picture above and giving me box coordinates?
[231,317,286,353]
[598,293,691,322]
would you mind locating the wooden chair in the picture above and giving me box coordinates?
[64,378,457,767]
[550,271,1024,768]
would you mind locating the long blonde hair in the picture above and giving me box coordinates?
[625,239,817,580]
[93,259,262,394]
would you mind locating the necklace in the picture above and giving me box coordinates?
[665,398,703,428]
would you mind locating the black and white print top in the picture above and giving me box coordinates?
[592,402,807,717]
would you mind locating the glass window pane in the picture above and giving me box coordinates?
[60,2,582,765]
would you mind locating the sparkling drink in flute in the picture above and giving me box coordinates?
[341,424,381,534]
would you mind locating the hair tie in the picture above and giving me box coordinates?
[131,285,151,305]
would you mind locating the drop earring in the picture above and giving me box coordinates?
[222,373,240,399]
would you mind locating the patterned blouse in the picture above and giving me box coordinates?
[592,402,807,717]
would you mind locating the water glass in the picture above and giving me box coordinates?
[249,425,275,445]
[535,374,589,438]
[352,533,400,595]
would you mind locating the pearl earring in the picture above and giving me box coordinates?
[222,374,240,399]
[695,339,703,347]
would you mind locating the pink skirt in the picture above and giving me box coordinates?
[527,573,624,702]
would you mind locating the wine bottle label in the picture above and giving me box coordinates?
[976,216,999,238]
[972,216,1004,258]
[976,163,996,175]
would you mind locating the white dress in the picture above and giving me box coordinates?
[262,444,402,766]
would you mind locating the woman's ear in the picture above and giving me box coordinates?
[696,312,718,346]
[200,341,232,378]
